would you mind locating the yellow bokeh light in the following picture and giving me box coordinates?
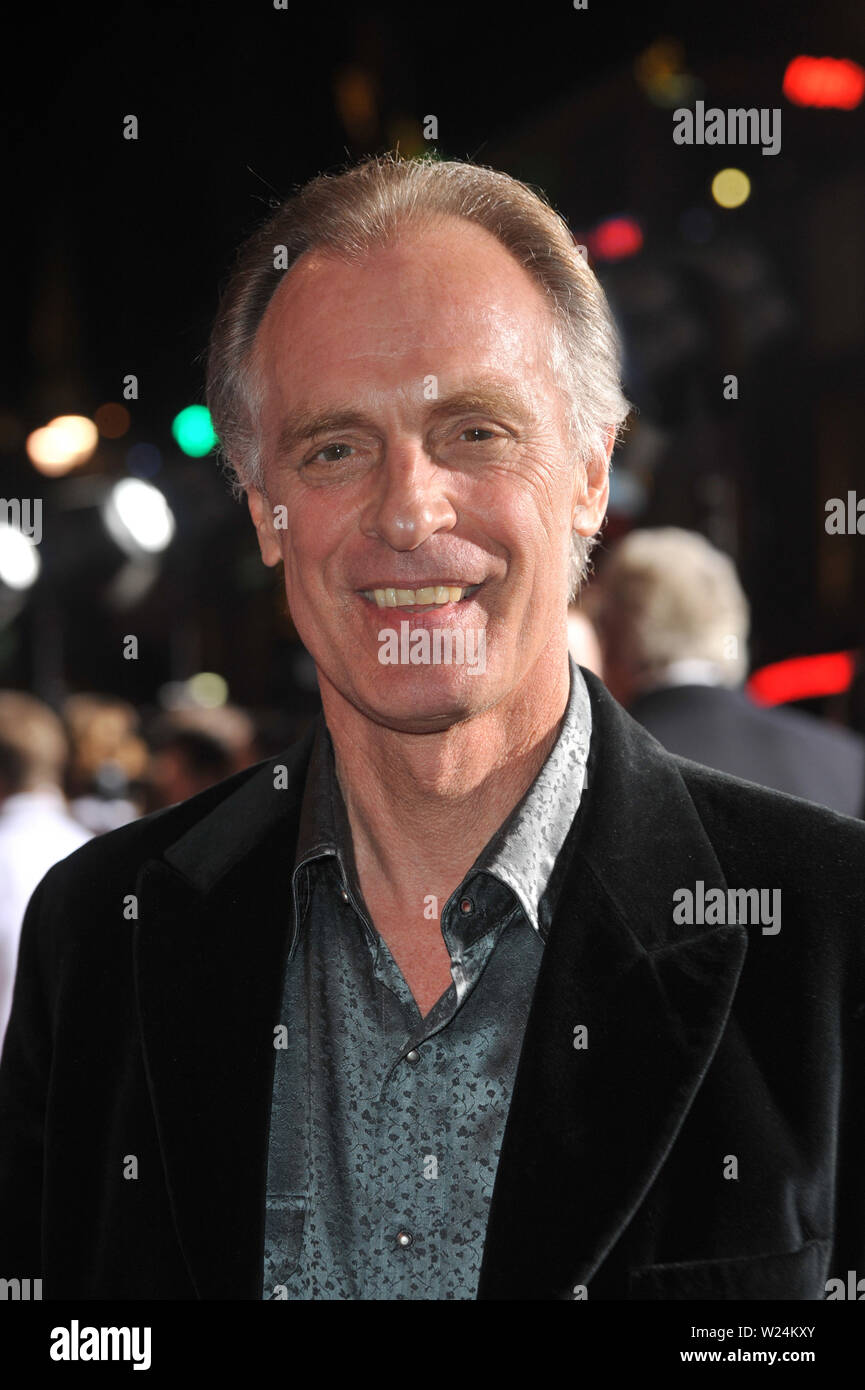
[711,168,751,209]
[187,672,228,709]
[26,415,99,474]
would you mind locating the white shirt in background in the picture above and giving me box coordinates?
[0,788,92,1049]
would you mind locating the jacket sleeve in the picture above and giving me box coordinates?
[0,870,56,1278]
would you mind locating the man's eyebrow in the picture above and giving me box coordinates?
[273,381,537,458]
[275,409,370,459]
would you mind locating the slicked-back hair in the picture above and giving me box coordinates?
[206,153,631,599]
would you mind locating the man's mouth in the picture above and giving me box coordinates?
[359,583,482,610]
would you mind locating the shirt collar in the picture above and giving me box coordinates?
[292,656,592,944]
[637,658,727,692]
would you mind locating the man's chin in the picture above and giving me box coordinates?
[350,668,493,733]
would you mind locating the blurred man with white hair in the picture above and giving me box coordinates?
[588,526,865,815]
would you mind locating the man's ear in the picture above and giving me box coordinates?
[246,486,283,567]
[571,425,614,536]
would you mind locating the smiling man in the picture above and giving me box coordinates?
[1,154,864,1302]
[238,207,613,1021]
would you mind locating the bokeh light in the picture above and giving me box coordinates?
[26,415,98,474]
[588,217,644,261]
[187,672,229,708]
[126,442,162,479]
[783,56,865,110]
[711,168,751,209]
[103,478,176,555]
[171,405,217,458]
[94,403,131,439]
[0,523,41,589]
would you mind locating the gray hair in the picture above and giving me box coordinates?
[206,152,632,599]
[588,527,751,687]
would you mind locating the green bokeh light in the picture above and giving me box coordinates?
[171,405,217,457]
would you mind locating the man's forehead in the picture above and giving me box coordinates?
[255,221,552,354]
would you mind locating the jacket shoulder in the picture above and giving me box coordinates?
[32,729,314,911]
[674,752,865,882]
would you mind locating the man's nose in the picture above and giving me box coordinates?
[360,439,457,550]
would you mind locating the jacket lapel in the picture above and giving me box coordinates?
[477,672,748,1299]
[134,728,314,1299]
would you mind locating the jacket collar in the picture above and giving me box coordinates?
[134,671,745,1299]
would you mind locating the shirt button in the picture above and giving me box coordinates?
[459,897,473,914]
[340,887,349,902]
[405,1049,420,1064]
[396,1231,413,1248]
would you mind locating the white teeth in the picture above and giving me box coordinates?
[364,584,479,607]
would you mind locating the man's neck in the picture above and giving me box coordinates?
[320,648,571,909]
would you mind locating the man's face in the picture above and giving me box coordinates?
[248,216,609,732]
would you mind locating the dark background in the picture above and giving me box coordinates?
[2,0,864,727]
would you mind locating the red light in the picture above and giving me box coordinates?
[587,217,643,262]
[746,651,856,706]
[783,56,865,110]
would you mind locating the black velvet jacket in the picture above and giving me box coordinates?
[1,668,863,1300]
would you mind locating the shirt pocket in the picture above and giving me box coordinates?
[263,1194,307,1298]
[627,1238,831,1300]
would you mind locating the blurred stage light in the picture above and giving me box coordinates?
[103,478,175,555]
[126,442,162,479]
[171,405,217,458]
[333,65,379,143]
[680,207,716,243]
[634,38,699,108]
[0,523,41,589]
[587,217,644,262]
[187,672,229,708]
[747,651,855,705]
[27,415,99,475]
[783,56,865,110]
[711,168,751,209]
[94,403,131,439]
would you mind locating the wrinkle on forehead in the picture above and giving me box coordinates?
[253,218,554,385]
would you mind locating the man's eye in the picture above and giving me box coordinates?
[459,427,496,443]
[308,442,354,464]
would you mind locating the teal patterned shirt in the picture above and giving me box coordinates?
[264,658,592,1299]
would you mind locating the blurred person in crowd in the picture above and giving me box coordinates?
[2,155,865,1303]
[0,693,91,1047]
[145,706,256,809]
[587,527,865,816]
[63,694,149,833]
[566,604,603,677]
